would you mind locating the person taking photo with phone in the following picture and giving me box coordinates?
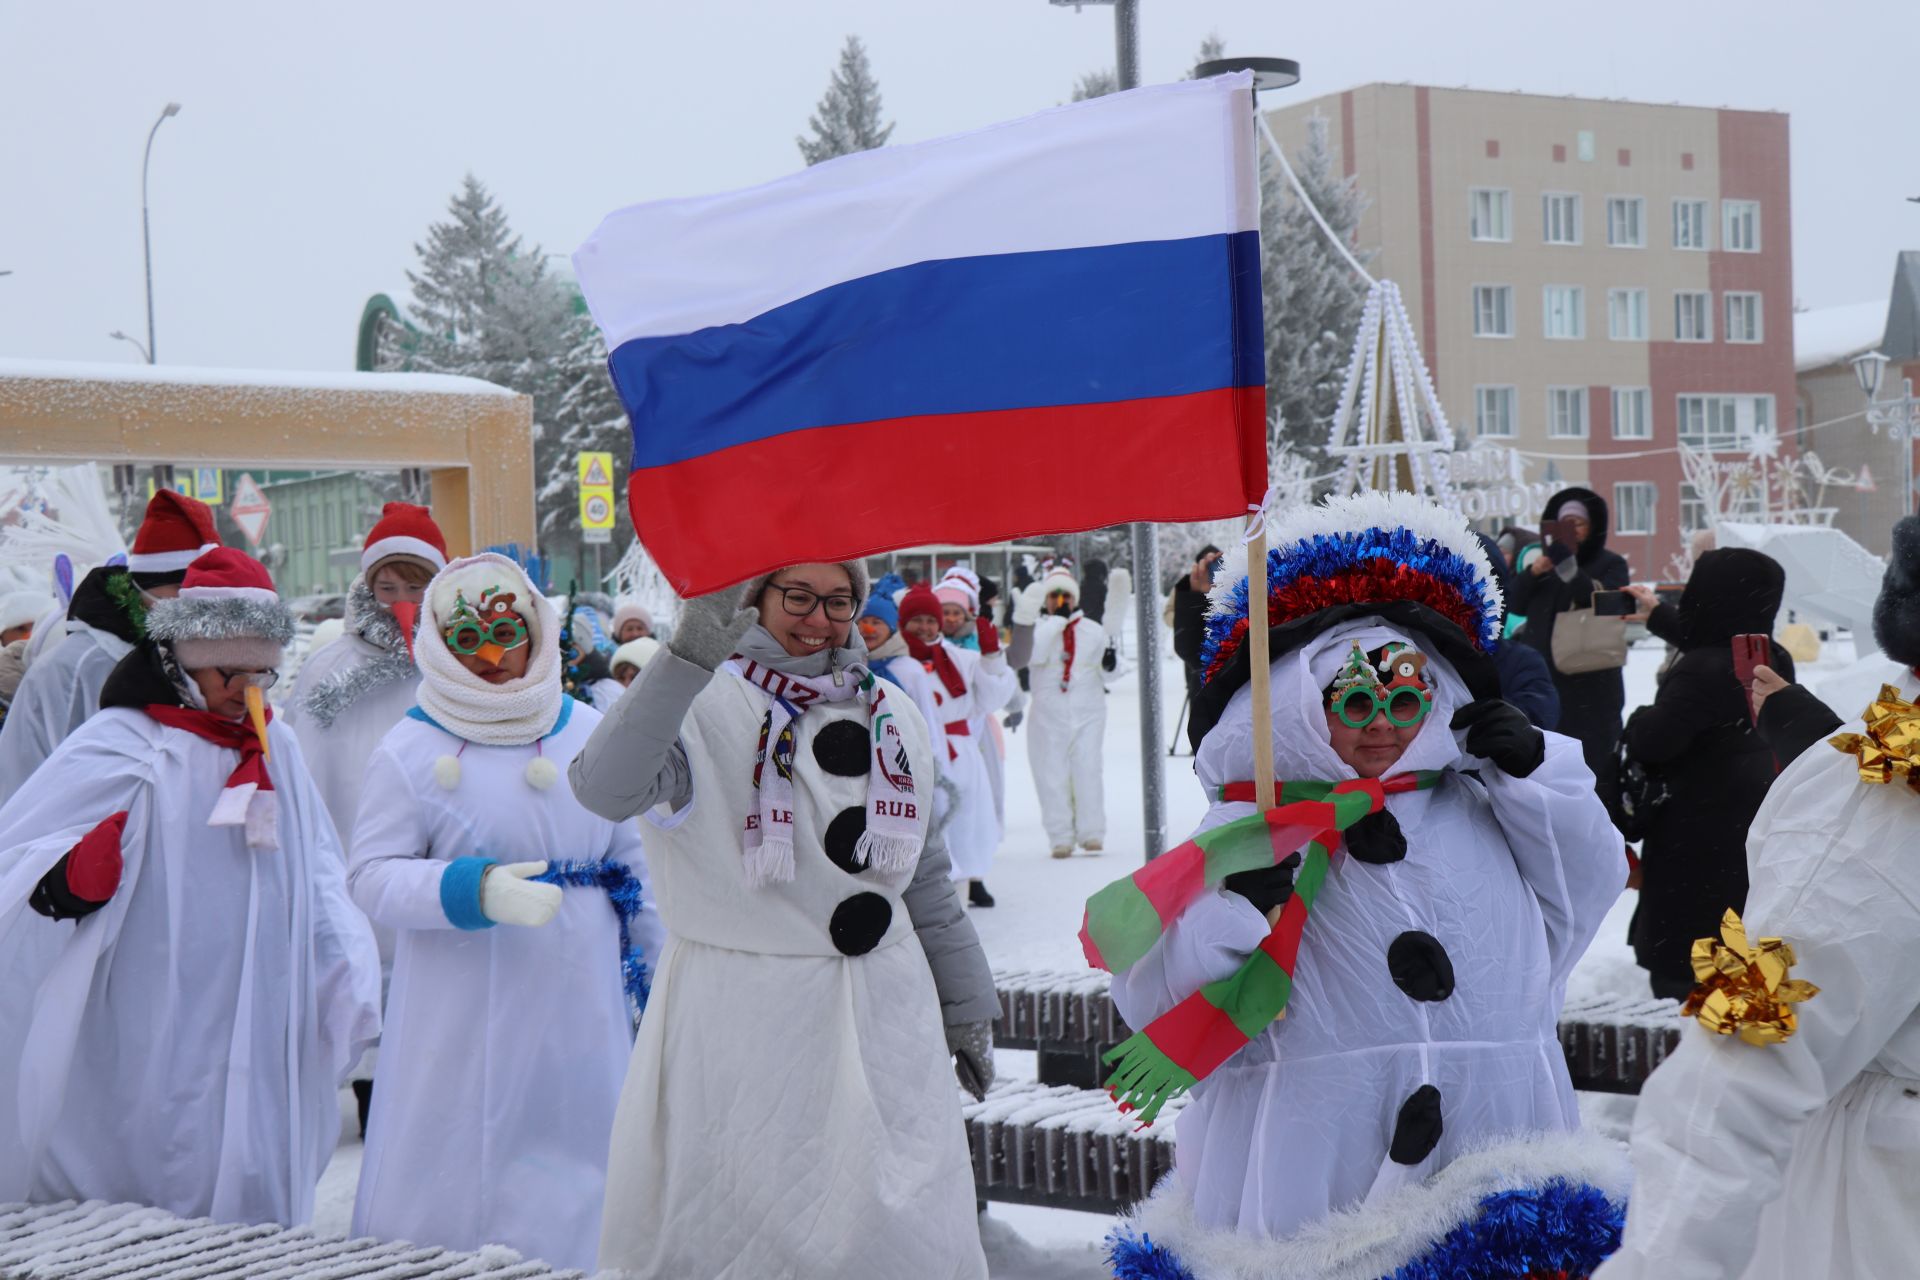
[1617,548,1790,999]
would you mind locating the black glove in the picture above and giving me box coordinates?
[1101,643,1118,673]
[1003,709,1023,732]
[1222,852,1300,917]
[1451,698,1546,778]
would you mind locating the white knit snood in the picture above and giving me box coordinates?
[414,554,564,746]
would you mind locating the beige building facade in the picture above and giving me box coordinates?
[1269,85,1794,577]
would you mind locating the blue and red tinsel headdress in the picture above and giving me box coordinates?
[1189,492,1505,749]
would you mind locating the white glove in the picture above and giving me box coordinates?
[1012,580,1047,626]
[480,860,562,927]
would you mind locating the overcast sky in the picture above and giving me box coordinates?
[2,0,1912,373]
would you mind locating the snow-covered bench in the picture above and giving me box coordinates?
[0,1200,584,1278]
[963,1079,1181,1216]
[993,968,1684,1095]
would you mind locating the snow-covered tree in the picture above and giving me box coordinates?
[543,315,638,552]
[1260,115,1373,462]
[797,36,894,165]
[1071,69,1117,102]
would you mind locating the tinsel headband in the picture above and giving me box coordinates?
[1199,491,1503,690]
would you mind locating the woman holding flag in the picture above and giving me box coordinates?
[1093,494,1627,1280]
[569,560,996,1280]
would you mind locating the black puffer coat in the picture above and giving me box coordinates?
[1621,548,1790,989]
[1509,487,1632,788]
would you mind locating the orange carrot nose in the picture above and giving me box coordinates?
[390,601,419,660]
[244,685,271,762]
[476,641,507,664]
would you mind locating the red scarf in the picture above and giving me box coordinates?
[906,633,967,699]
[1060,615,1081,692]
[145,703,279,851]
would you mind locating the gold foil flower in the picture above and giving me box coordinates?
[1829,685,1920,789]
[1682,909,1819,1046]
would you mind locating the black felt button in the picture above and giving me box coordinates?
[1387,930,1455,1002]
[829,892,892,956]
[823,806,868,875]
[1345,810,1406,864]
[811,719,870,778]
[1389,1084,1443,1165]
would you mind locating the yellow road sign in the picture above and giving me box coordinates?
[578,452,615,489]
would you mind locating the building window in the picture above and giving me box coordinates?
[1725,291,1764,343]
[1675,290,1713,342]
[1606,196,1645,247]
[1677,393,1774,451]
[1474,385,1517,438]
[1472,285,1514,337]
[1673,198,1710,250]
[1612,387,1652,439]
[1608,288,1648,340]
[1543,285,1585,339]
[1469,188,1511,242]
[1614,482,1656,535]
[1542,193,1581,244]
[1682,481,1762,530]
[1723,199,1761,253]
[1548,386,1589,438]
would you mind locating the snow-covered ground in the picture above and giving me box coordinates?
[313,631,1862,1274]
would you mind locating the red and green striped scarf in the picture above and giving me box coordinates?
[1079,771,1442,1124]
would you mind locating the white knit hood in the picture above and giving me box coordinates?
[415,553,563,746]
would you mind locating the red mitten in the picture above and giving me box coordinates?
[66,811,128,904]
[976,615,1001,655]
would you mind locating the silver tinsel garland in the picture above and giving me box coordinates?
[303,577,419,730]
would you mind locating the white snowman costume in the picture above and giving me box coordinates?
[918,638,1016,882]
[1101,495,1629,1280]
[1027,606,1108,849]
[582,623,990,1280]
[346,555,663,1273]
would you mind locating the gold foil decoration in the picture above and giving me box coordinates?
[1682,909,1819,1046]
[1829,685,1920,789]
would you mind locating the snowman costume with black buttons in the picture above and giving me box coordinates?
[345,554,663,1273]
[1100,494,1629,1280]
[570,563,996,1280]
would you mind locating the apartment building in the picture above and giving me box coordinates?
[1267,84,1794,576]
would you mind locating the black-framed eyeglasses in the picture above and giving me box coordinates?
[766,584,859,622]
[217,667,280,690]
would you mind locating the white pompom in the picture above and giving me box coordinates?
[433,756,462,790]
[524,757,559,790]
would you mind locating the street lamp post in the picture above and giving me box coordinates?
[1852,350,1920,518]
[108,330,152,363]
[140,103,182,365]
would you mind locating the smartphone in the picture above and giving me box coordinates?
[1592,590,1634,617]
[1542,518,1579,547]
[1732,634,1771,693]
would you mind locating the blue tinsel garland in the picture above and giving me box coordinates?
[1199,530,1504,678]
[1106,1179,1624,1280]
[534,858,653,1017]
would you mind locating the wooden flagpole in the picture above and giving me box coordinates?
[1247,525,1275,812]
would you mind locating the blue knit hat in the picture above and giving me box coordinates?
[860,590,900,633]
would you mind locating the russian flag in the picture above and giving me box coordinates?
[573,73,1266,596]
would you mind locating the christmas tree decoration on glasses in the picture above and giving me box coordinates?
[443,586,529,662]
[1325,640,1433,729]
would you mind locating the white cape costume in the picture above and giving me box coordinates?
[0,620,130,803]
[348,699,659,1272]
[0,709,381,1225]
[1027,610,1108,848]
[921,640,1015,881]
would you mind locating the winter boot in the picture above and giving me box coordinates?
[968,880,996,908]
[1051,844,1073,859]
[1080,837,1104,852]
[353,1078,374,1137]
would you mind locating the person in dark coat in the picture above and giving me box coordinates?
[1170,544,1222,707]
[1509,487,1632,788]
[1620,548,1791,999]
[1476,535,1559,730]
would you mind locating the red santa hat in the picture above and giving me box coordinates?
[125,490,221,577]
[145,547,294,671]
[361,502,449,575]
[898,582,944,629]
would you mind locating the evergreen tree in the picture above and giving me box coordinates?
[797,36,894,165]
[1260,114,1373,463]
[1071,69,1117,102]
[543,315,638,558]
[1189,32,1225,76]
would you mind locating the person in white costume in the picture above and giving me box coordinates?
[857,587,944,742]
[1596,516,1920,1280]
[283,502,449,1127]
[0,490,220,804]
[570,560,996,1280]
[345,552,661,1272]
[0,547,380,1227]
[1014,559,1107,856]
[0,590,52,645]
[900,581,1015,907]
[936,568,1017,836]
[1098,494,1627,1280]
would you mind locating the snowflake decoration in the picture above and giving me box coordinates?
[1745,424,1781,462]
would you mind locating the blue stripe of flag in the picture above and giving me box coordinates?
[608,230,1263,469]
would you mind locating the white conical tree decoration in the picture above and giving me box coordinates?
[1325,280,1455,502]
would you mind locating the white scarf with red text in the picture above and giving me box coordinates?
[723,658,923,888]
